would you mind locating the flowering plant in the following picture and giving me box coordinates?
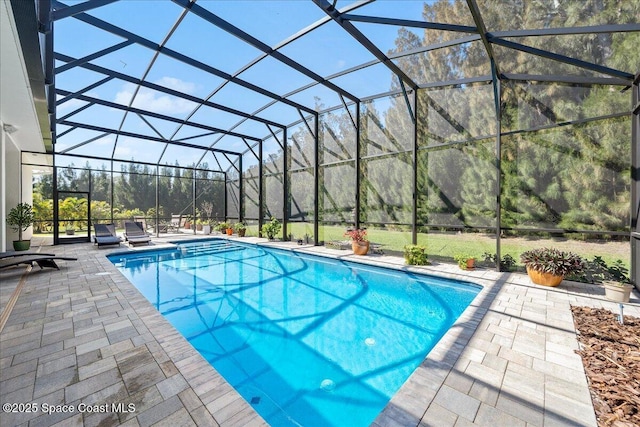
[344,228,367,242]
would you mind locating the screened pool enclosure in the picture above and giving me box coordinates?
[20,1,640,280]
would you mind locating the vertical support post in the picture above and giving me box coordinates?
[192,168,196,234]
[110,159,114,222]
[631,73,640,288]
[53,161,58,245]
[412,89,419,245]
[282,127,288,241]
[258,139,264,236]
[155,165,159,237]
[492,59,502,272]
[355,102,361,230]
[87,173,92,238]
[238,154,243,222]
[223,171,228,224]
[313,113,319,245]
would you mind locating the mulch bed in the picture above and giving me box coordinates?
[571,306,640,427]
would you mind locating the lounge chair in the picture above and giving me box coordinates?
[1,251,56,259]
[0,254,77,270]
[93,223,122,247]
[124,222,151,246]
[167,214,181,233]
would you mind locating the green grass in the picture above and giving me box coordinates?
[35,222,631,270]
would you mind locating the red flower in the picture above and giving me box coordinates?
[344,228,367,242]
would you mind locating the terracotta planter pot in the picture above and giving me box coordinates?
[603,281,634,303]
[226,228,233,236]
[196,224,203,231]
[526,267,564,287]
[352,241,369,255]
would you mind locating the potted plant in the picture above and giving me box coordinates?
[261,217,281,240]
[404,244,428,265]
[200,202,213,234]
[520,248,584,287]
[183,215,192,230]
[202,222,211,235]
[602,280,635,303]
[217,222,230,235]
[65,223,75,235]
[344,228,369,255]
[7,202,36,251]
[196,219,204,231]
[454,254,476,270]
[234,222,247,237]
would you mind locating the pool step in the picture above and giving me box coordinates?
[178,243,245,258]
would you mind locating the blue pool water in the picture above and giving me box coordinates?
[109,239,480,427]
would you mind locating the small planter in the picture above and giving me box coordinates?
[202,225,211,235]
[226,228,233,236]
[184,222,191,229]
[65,229,75,235]
[196,224,203,231]
[603,281,634,303]
[464,258,476,270]
[526,267,564,287]
[12,240,31,251]
[351,241,369,255]
[237,229,246,237]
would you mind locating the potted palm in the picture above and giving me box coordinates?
[345,228,369,255]
[7,202,36,251]
[520,248,584,287]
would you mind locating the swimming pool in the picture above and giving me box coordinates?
[109,239,480,426]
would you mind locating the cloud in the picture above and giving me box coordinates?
[155,76,197,94]
[114,77,199,115]
[56,91,100,113]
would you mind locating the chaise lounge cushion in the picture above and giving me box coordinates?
[93,223,122,247]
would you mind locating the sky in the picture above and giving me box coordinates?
[52,0,437,170]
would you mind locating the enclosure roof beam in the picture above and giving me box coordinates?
[490,23,640,38]
[312,0,419,91]
[59,120,244,156]
[54,53,287,129]
[501,74,632,86]
[55,89,262,142]
[172,0,359,103]
[465,0,500,76]
[51,0,118,21]
[342,14,477,33]
[53,1,317,115]
[491,38,635,81]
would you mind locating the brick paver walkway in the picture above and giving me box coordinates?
[1,236,638,426]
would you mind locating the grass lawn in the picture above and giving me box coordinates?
[35,222,630,271]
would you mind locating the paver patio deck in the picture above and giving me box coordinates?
[1,234,638,427]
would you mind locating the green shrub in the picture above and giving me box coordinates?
[567,256,630,284]
[261,217,282,239]
[404,244,428,266]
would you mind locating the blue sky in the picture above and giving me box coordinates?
[53,1,431,169]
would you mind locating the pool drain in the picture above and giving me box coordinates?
[320,379,335,391]
[365,337,376,346]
